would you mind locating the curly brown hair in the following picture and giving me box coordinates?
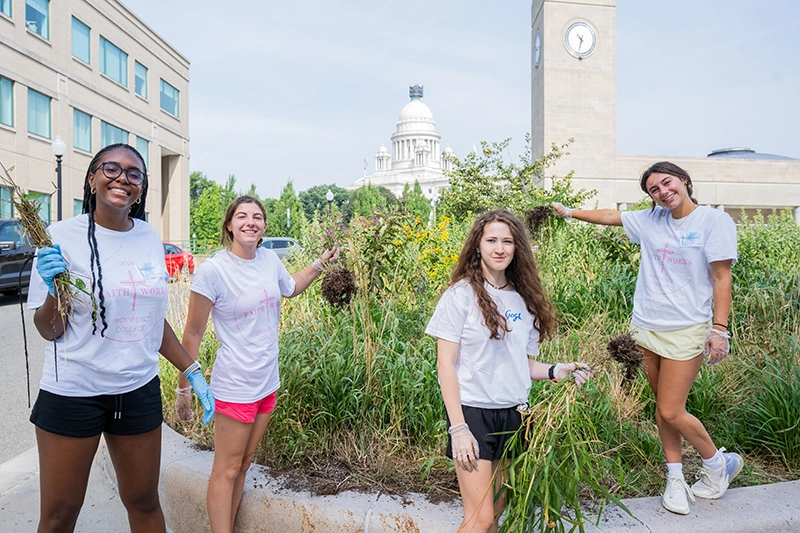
[449,210,555,340]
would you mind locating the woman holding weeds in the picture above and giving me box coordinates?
[552,161,742,515]
[28,143,214,532]
[426,209,592,532]
[175,195,337,533]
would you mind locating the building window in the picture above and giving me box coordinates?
[73,199,83,217]
[159,79,179,117]
[27,88,50,138]
[134,62,147,98]
[73,108,91,152]
[0,187,12,218]
[1,0,11,18]
[0,77,12,127]
[29,192,50,225]
[135,136,148,168]
[100,120,128,147]
[25,0,48,39]
[100,36,128,86]
[71,17,91,64]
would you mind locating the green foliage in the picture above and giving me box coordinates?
[298,184,352,221]
[438,135,596,222]
[351,183,396,216]
[399,181,431,223]
[266,180,306,239]
[189,172,238,251]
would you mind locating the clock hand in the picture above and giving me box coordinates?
[577,34,584,51]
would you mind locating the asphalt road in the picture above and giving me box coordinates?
[0,290,46,465]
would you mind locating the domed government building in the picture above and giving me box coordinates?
[350,85,451,200]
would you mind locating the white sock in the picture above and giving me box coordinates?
[702,449,724,471]
[667,462,683,477]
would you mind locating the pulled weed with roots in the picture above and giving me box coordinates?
[499,378,628,532]
[526,204,553,239]
[607,333,643,388]
[1,161,95,402]
[320,266,357,309]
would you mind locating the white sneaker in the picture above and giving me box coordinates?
[662,473,695,515]
[691,448,744,499]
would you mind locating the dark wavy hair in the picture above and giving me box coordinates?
[81,143,148,336]
[448,209,555,341]
[640,161,698,210]
[220,195,267,248]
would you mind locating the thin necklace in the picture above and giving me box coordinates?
[672,209,695,230]
[486,279,509,290]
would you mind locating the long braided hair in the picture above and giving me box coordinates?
[448,210,556,341]
[81,143,149,336]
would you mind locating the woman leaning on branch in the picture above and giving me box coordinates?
[28,143,214,533]
[426,209,592,533]
[175,195,338,533]
[552,161,742,516]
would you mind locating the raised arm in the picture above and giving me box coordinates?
[289,247,338,297]
[551,202,623,226]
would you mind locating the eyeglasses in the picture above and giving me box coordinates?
[96,162,146,186]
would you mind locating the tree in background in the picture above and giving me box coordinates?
[438,135,595,223]
[398,181,431,222]
[351,183,396,217]
[299,184,352,220]
[266,180,306,239]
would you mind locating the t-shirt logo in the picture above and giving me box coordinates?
[505,309,522,322]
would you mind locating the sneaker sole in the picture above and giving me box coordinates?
[662,497,690,515]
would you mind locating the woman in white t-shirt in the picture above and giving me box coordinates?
[553,161,743,516]
[426,209,592,533]
[175,195,337,533]
[28,143,214,532]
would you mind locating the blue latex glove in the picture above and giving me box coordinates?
[186,371,215,424]
[36,245,67,296]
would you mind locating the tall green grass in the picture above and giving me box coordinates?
[160,206,800,528]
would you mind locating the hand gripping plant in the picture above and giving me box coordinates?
[0,162,94,394]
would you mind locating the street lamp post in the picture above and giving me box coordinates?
[51,135,66,221]
[325,188,334,214]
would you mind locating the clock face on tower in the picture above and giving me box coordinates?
[534,30,541,67]
[564,21,596,59]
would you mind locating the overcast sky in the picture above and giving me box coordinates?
[124,0,799,199]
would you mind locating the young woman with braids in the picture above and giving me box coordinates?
[425,209,592,533]
[173,195,337,533]
[552,161,742,516]
[28,143,214,533]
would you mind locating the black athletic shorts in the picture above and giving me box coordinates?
[446,405,523,462]
[30,376,163,438]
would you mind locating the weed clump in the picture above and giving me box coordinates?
[525,205,552,238]
[607,333,643,386]
[321,267,357,309]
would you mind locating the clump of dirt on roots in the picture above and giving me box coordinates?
[525,205,553,239]
[320,267,357,309]
[607,333,643,387]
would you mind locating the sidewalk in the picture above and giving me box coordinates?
[1,425,798,532]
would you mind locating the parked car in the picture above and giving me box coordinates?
[163,242,195,278]
[0,219,35,296]
[261,237,299,259]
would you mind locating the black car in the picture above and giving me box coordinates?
[0,219,35,296]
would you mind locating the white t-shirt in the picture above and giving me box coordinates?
[190,248,296,403]
[425,280,540,409]
[28,215,169,396]
[621,205,737,331]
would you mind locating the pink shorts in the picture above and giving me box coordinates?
[215,391,277,424]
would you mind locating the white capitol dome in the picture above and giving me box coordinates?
[350,84,452,200]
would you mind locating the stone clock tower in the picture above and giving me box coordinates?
[531,0,617,205]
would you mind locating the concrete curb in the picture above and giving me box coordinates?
[156,426,800,533]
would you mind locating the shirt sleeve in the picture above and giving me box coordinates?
[425,285,468,344]
[621,209,648,244]
[276,258,296,297]
[704,212,738,264]
[190,259,221,304]
[526,322,541,358]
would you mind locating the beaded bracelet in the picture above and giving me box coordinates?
[182,360,201,378]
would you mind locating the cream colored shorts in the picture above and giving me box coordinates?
[629,321,711,361]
